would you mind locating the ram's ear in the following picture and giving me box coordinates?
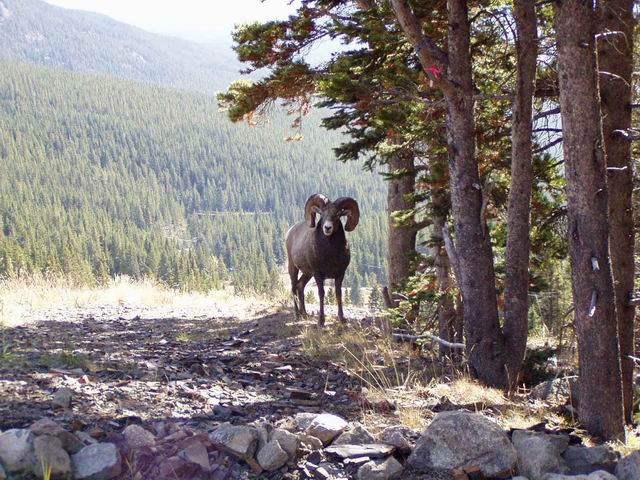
[334,197,360,231]
[304,194,328,228]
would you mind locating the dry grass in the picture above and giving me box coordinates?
[0,274,269,327]
[428,377,506,406]
[397,406,430,430]
[610,427,640,456]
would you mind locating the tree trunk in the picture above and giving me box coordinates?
[441,0,505,387]
[598,0,635,424]
[503,0,538,388]
[555,0,624,441]
[391,0,506,387]
[432,201,460,359]
[387,150,417,294]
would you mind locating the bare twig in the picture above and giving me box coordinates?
[393,332,466,349]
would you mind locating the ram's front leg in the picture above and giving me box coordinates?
[315,275,326,326]
[335,274,346,323]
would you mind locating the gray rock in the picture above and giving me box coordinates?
[325,444,395,459]
[57,431,85,455]
[209,423,259,460]
[0,462,5,480]
[512,477,530,480]
[564,445,617,474]
[52,388,73,409]
[512,430,569,480]
[255,422,270,452]
[378,426,414,454]
[71,443,122,480]
[616,450,640,480]
[334,424,375,445]
[297,433,323,452]
[305,413,348,445]
[31,418,65,436]
[178,441,210,471]
[294,413,318,431]
[357,457,404,480]
[531,377,579,406]
[256,440,289,471]
[30,419,84,454]
[122,425,155,449]
[75,431,98,446]
[0,428,35,474]
[408,410,517,477]
[33,435,72,480]
[542,471,617,480]
[270,429,298,460]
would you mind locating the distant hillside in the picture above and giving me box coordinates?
[0,0,237,93]
[0,61,387,292]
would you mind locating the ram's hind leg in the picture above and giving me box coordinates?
[296,273,312,317]
[289,265,301,317]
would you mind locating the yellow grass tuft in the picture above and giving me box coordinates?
[428,377,506,407]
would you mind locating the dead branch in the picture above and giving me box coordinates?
[393,332,466,349]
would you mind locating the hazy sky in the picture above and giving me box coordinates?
[46,0,300,43]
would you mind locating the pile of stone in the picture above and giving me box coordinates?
[209,412,410,480]
[3,409,640,480]
[0,418,240,480]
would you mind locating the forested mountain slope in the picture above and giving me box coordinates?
[0,61,387,291]
[0,0,236,92]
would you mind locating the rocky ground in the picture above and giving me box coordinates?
[1,301,639,480]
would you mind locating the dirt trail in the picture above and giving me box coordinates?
[0,301,370,434]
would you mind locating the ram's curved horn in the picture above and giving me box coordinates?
[304,194,329,228]
[334,197,360,231]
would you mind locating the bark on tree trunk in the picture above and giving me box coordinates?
[555,0,624,441]
[387,151,417,295]
[598,0,635,424]
[503,0,538,388]
[432,207,460,359]
[441,0,505,387]
[391,0,506,387]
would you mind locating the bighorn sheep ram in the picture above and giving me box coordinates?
[286,194,360,326]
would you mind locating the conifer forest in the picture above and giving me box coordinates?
[2,0,640,477]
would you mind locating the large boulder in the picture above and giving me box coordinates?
[209,423,259,460]
[32,435,72,480]
[408,410,517,477]
[71,443,122,480]
[357,457,404,480]
[512,430,569,480]
[563,445,617,475]
[531,377,579,406]
[305,413,348,445]
[616,450,640,480]
[0,428,35,474]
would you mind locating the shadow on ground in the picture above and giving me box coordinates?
[0,306,365,433]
